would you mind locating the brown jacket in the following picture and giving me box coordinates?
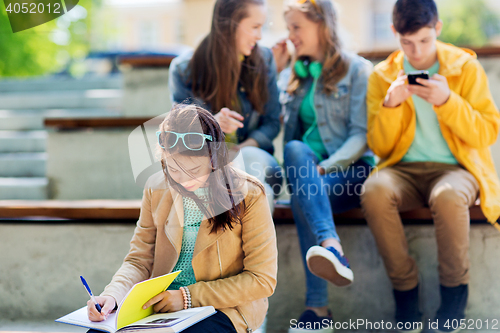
[101,170,278,333]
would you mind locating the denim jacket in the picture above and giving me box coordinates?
[169,47,281,154]
[280,52,373,172]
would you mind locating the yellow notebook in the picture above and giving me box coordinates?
[117,270,181,328]
[55,271,215,333]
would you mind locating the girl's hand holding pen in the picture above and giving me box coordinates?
[142,290,184,313]
[87,296,116,322]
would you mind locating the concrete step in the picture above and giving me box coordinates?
[0,153,47,177]
[0,108,122,119]
[0,75,122,92]
[0,89,122,110]
[0,130,47,153]
[0,112,44,130]
[43,108,122,118]
[0,177,48,199]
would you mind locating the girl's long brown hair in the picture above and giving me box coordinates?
[286,0,350,95]
[158,104,264,233]
[188,0,269,114]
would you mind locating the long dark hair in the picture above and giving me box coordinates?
[286,0,350,95]
[188,0,269,114]
[158,104,264,232]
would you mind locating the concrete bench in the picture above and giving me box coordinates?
[1,200,498,333]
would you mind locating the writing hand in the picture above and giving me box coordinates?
[383,70,412,108]
[87,296,116,322]
[407,74,451,106]
[214,107,244,134]
[143,290,184,313]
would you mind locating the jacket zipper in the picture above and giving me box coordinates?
[216,240,223,278]
[236,306,252,332]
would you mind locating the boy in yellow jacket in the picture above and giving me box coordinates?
[361,0,500,332]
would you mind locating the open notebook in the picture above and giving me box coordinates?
[56,305,216,333]
[56,271,216,332]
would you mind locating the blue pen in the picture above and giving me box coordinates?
[80,276,103,314]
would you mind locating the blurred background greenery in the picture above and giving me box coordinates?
[1,0,500,78]
[0,0,95,77]
[438,0,500,47]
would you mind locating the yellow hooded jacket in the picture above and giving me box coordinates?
[367,41,500,230]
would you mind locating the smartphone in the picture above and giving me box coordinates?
[407,70,429,86]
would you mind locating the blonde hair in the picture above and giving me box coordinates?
[285,0,349,95]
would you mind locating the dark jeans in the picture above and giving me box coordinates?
[87,310,236,333]
[181,310,237,333]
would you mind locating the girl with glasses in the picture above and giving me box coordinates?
[273,0,374,331]
[168,0,283,213]
[87,104,278,333]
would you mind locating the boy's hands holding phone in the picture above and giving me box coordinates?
[214,107,244,134]
[384,70,451,107]
[407,73,450,106]
[142,290,184,313]
[383,70,412,108]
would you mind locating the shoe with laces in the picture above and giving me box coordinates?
[288,309,334,333]
[306,246,353,287]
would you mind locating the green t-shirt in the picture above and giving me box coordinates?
[402,58,458,164]
[299,81,328,161]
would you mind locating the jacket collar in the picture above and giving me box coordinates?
[374,40,477,84]
[164,186,225,260]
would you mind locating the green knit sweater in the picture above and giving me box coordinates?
[168,187,207,290]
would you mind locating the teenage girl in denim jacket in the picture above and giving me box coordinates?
[273,0,373,331]
[169,0,283,212]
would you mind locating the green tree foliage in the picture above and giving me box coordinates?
[438,0,500,47]
[0,0,96,77]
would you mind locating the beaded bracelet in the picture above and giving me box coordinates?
[179,286,192,309]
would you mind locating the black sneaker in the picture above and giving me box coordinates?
[288,309,334,333]
[394,285,423,333]
[435,284,468,333]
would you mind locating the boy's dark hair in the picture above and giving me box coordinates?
[393,0,439,35]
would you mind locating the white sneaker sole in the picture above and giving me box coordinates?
[306,246,353,287]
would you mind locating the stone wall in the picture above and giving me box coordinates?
[1,223,499,333]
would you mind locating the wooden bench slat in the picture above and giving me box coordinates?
[0,200,141,220]
[0,200,488,222]
[44,118,153,129]
[273,204,487,222]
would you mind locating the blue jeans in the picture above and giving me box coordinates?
[284,140,371,307]
[239,146,283,212]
